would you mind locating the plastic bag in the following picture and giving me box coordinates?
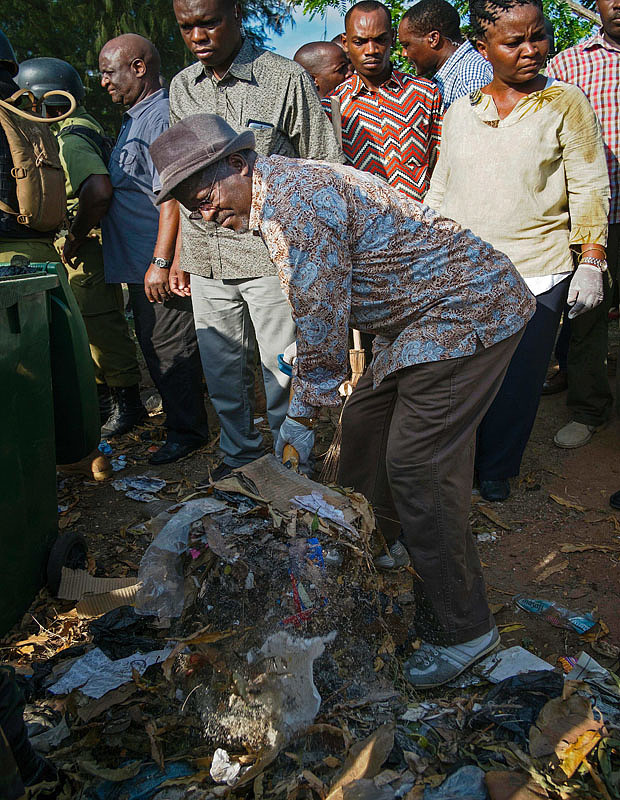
[134,498,226,619]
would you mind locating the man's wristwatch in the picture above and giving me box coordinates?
[581,256,608,272]
[151,257,172,269]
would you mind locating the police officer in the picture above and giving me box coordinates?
[17,57,146,435]
[0,32,59,265]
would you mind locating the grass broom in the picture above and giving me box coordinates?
[320,329,366,483]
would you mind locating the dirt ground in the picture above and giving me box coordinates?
[10,330,620,669]
[50,334,620,668]
[2,324,620,799]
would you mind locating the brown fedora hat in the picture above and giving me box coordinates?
[150,113,256,205]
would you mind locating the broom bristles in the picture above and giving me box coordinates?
[319,418,343,483]
[320,345,366,483]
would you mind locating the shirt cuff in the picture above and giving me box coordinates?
[569,224,608,248]
[288,393,318,419]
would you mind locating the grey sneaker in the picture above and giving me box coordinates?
[374,541,410,571]
[554,420,605,449]
[403,626,500,688]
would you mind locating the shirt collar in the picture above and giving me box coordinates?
[249,154,270,232]
[54,105,89,131]
[195,38,256,85]
[434,41,474,80]
[583,29,620,52]
[350,65,403,96]
[126,88,168,119]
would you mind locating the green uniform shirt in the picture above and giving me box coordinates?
[54,107,108,210]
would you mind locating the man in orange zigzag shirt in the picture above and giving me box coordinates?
[323,0,443,203]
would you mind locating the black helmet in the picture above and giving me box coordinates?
[16,57,85,106]
[0,29,18,77]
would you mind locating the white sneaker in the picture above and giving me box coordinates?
[403,627,500,688]
[374,541,410,571]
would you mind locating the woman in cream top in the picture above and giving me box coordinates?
[426,0,609,502]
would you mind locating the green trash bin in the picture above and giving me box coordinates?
[41,262,100,465]
[0,270,59,635]
[0,261,96,635]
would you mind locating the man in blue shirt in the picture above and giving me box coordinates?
[398,0,492,109]
[99,34,209,464]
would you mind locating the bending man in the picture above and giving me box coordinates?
[149,113,536,688]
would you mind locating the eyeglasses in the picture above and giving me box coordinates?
[188,199,216,220]
[188,162,220,221]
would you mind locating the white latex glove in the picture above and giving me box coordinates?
[283,340,297,365]
[567,264,604,319]
[275,416,315,470]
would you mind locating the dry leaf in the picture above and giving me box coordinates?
[477,505,511,530]
[535,559,569,583]
[327,723,395,800]
[560,543,620,554]
[549,494,586,512]
[58,511,81,530]
[378,635,395,656]
[484,770,550,799]
[580,619,610,643]
[301,770,327,797]
[78,759,142,781]
[591,639,620,660]
[529,693,605,778]
[145,719,164,771]
[498,623,526,633]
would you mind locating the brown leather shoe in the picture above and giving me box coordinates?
[57,449,112,481]
[542,369,567,395]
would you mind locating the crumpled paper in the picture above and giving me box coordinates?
[291,491,356,534]
[49,646,173,699]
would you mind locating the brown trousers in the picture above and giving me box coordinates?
[338,332,521,646]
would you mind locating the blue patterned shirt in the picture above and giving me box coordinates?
[248,155,535,417]
[433,41,493,109]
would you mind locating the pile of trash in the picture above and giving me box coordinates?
[3,456,620,799]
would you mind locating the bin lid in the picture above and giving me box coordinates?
[0,272,58,308]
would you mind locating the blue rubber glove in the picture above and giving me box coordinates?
[275,416,315,471]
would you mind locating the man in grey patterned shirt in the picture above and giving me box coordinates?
[160,0,343,477]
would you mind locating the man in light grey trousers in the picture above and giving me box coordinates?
[157,0,343,478]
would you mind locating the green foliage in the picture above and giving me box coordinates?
[299,0,595,64]
[2,0,294,133]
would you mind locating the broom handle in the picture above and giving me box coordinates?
[352,329,362,351]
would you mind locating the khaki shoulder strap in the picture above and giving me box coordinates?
[330,95,342,147]
[0,89,77,123]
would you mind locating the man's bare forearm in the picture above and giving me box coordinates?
[153,199,180,261]
[70,174,113,240]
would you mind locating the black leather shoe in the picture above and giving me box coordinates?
[610,490,620,510]
[542,369,568,395]
[102,385,147,437]
[210,461,234,482]
[148,440,202,465]
[480,479,510,502]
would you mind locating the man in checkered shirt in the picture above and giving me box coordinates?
[546,0,619,451]
[397,0,493,109]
